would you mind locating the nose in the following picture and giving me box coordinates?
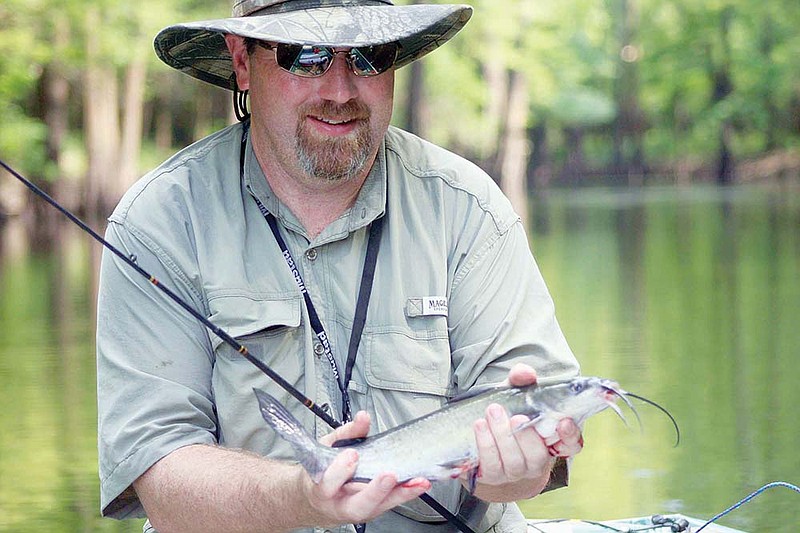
[317,53,358,103]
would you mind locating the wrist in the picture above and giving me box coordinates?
[291,463,327,528]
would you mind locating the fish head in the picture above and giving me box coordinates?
[525,377,680,446]
[532,377,629,426]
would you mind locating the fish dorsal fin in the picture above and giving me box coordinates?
[331,437,369,448]
[448,383,505,404]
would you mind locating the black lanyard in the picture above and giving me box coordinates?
[241,126,383,424]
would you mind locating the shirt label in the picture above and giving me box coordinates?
[422,296,448,316]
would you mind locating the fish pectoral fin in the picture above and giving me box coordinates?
[532,416,559,442]
[437,457,480,478]
[331,437,368,448]
[511,412,542,433]
[436,458,481,493]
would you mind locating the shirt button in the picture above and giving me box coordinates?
[314,342,325,358]
[305,248,318,261]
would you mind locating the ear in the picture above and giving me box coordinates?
[225,34,251,90]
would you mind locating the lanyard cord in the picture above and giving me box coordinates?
[253,201,382,424]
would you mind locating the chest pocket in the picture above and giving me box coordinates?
[207,293,306,452]
[207,292,302,353]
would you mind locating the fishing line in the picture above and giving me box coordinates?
[0,158,477,533]
[528,481,800,532]
[694,480,800,532]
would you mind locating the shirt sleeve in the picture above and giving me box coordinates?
[96,221,217,518]
[448,218,580,390]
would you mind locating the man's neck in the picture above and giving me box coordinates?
[271,174,366,239]
[253,151,369,240]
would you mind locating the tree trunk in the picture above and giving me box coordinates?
[562,127,586,186]
[759,15,780,151]
[43,13,70,175]
[154,96,175,152]
[498,69,529,229]
[118,54,148,199]
[404,60,426,137]
[84,6,121,216]
[612,0,646,185]
[482,36,509,178]
[31,11,71,243]
[527,122,551,190]
[712,6,735,185]
[193,84,213,141]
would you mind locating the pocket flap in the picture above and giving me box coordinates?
[207,293,302,351]
[364,331,451,396]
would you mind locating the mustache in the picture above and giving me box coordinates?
[301,100,371,121]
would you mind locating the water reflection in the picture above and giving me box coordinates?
[0,185,797,532]
[0,219,143,532]
[523,185,800,532]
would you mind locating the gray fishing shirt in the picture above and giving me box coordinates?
[96,122,580,532]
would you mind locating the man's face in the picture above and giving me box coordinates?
[231,37,395,186]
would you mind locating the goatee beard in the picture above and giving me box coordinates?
[296,101,374,182]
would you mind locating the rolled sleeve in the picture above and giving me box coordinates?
[96,221,217,518]
[449,220,580,390]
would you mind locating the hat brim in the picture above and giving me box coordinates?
[154,4,472,90]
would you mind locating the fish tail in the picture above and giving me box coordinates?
[253,388,334,482]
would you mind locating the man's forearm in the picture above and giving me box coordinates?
[134,444,320,533]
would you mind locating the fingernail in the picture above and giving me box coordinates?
[489,404,505,421]
[401,478,430,489]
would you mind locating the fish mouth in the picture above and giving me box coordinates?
[600,381,681,447]
[598,381,636,426]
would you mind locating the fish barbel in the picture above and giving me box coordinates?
[254,377,670,484]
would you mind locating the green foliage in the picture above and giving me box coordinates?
[0,1,49,172]
[1,0,799,185]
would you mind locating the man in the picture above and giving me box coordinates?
[96,1,582,532]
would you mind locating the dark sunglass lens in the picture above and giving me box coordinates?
[349,43,398,77]
[276,44,333,77]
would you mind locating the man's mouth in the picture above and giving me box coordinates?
[315,117,352,126]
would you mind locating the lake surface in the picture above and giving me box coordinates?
[1,184,798,532]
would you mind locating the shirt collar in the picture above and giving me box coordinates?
[243,128,387,243]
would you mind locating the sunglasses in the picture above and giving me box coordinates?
[255,41,398,78]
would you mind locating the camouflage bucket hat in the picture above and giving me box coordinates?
[154,0,473,91]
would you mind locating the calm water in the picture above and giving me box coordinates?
[0,184,798,532]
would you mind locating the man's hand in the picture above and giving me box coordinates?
[463,364,584,502]
[303,411,431,527]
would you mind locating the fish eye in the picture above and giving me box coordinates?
[569,381,585,394]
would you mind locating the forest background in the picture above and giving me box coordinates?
[1,0,800,226]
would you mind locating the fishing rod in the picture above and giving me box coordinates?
[0,158,477,533]
[0,158,338,429]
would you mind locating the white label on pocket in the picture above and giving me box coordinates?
[422,296,448,316]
